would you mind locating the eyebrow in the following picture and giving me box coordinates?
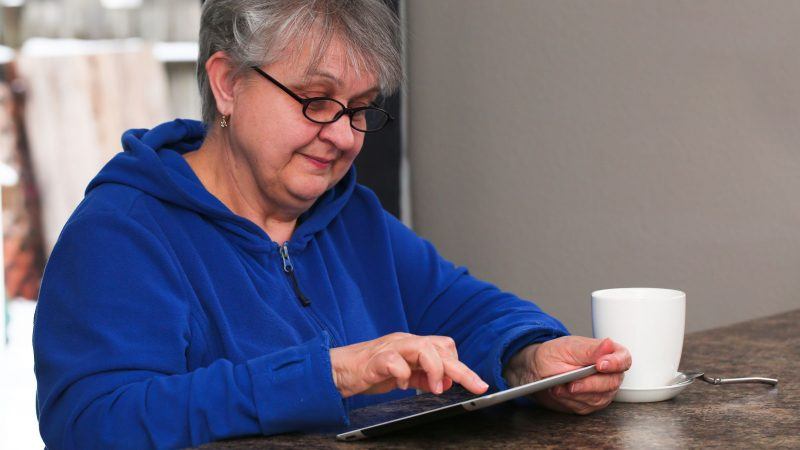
[305,70,381,100]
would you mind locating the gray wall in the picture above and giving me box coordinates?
[406,0,800,336]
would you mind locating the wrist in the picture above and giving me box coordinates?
[503,343,541,387]
[329,347,345,396]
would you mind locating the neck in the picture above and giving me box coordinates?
[184,131,299,243]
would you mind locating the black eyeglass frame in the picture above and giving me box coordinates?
[250,66,394,133]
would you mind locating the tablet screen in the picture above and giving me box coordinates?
[337,365,597,441]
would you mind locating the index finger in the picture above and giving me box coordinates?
[442,358,489,394]
[429,335,458,359]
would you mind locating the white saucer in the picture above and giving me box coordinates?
[613,376,694,403]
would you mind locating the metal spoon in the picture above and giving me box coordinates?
[671,371,778,386]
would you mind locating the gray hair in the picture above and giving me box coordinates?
[197,0,402,127]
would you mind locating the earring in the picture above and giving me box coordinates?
[220,115,229,128]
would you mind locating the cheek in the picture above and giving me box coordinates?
[334,141,362,173]
[344,143,362,163]
[234,94,319,155]
[345,135,365,161]
[256,126,320,167]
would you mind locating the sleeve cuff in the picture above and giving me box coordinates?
[246,332,349,435]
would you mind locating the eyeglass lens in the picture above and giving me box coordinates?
[303,99,389,132]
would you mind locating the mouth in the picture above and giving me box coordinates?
[300,153,334,169]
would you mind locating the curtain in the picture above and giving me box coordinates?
[1,61,45,300]
[17,39,170,256]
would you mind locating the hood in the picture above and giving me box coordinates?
[87,119,357,252]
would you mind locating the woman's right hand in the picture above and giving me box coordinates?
[329,332,490,398]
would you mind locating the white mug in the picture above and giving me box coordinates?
[591,288,686,389]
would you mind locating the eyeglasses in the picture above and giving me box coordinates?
[251,66,393,133]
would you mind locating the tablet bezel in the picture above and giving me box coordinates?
[336,364,598,441]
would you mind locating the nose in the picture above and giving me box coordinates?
[318,113,357,150]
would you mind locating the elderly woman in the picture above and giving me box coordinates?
[33,1,630,448]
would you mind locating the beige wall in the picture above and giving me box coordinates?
[406,0,800,336]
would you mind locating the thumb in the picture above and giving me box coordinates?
[570,337,615,365]
[590,337,616,362]
[369,351,411,387]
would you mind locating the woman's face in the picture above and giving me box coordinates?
[227,38,379,215]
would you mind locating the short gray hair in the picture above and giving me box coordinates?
[197,0,402,127]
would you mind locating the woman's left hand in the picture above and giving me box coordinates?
[503,336,631,415]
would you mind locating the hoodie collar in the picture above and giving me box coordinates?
[87,119,357,253]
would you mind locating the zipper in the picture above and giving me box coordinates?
[278,242,343,347]
[279,242,311,307]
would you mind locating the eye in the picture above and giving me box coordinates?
[351,109,367,124]
[350,96,380,109]
[305,101,328,112]
[299,92,327,99]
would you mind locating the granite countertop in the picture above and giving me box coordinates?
[199,309,799,449]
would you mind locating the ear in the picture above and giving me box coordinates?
[205,51,238,118]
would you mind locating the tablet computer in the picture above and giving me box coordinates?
[336,364,597,441]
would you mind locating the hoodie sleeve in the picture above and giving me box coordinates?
[33,211,346,450]
[384,212,570,391]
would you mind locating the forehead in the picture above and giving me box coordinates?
[270,33,379,91]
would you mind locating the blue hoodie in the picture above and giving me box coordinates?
[33,119,569,449]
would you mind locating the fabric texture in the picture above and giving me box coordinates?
[33,119,570,449]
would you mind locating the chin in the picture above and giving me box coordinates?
[288,183,332,204]
[285,168,347,201]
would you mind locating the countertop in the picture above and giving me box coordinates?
[199,309,799,448]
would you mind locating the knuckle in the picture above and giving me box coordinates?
[420,340,439,354]
[377,349,401,364]
[588,395,609,407]
[372,352,389,367]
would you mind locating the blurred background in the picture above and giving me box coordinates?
[2,0,800,448]
[1,1,202,447]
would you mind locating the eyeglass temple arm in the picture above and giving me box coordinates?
[251,66,306,104]
[252,66,395,125]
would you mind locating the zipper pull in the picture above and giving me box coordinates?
[280,242,311,307]
[279,242,293,272]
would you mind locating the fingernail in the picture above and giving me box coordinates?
[599,360,610,371]
[475,376,489,390]
[435,381,443,394]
